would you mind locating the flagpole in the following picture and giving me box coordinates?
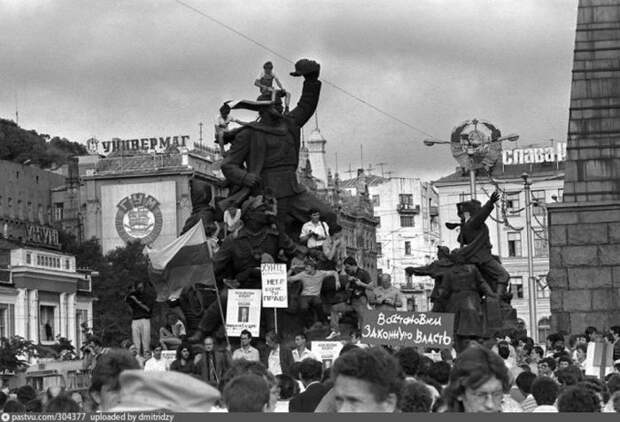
[204,221,231,350]
[274,308,278,335]
[213,282,231,350]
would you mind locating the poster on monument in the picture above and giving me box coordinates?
[226,289,262,337]
[261,263,288,308]
[100,181,178,254]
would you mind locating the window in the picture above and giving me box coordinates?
[400,215,414,227]
[404,241,411,255]
[40,305,56,342]
[54,203,64,222]
[372,195,380,207]
[27,201,33,221]
[459,192,471,202]
[507,232,522,257]
[538,317,551,342]
[509,276,524,299]
[536,275,550,299]
[506,192,520,211]
[534,230,548,257]
[26,253,31,264]
[377,242,382,256]
[399,194,413,206]
[557,188,563,202]
[65,259,70,270]
[0,304,15,338]
[532,190,546,217]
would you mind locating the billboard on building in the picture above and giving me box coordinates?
[100,181,177,253]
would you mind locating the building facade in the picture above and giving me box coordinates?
[339,172,440,309]
[81,145,225,254]
[0,160,93,349]
[434,146,566,339]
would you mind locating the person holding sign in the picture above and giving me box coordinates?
[287,258,339,330]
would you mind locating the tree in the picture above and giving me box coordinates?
[0,336,38,373]
[94,241,154,346]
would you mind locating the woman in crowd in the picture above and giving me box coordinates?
[443,345,511,412]
[170,343,196,375]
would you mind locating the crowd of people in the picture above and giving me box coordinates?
[2,324,619,413]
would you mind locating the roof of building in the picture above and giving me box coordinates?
[339,173,390,189]
[433,161,565,185]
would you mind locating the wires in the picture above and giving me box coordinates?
[173,0,438,139]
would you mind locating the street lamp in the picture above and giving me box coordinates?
[521,172,538,343]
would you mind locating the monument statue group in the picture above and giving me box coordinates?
[150,58,518,351]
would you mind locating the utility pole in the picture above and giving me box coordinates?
[522,173,538,343]
[199,122,203,147]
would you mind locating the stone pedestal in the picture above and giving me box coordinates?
[547,0,620,333]
[547,201,620,331]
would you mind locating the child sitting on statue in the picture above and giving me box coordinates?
[254,61,291,112]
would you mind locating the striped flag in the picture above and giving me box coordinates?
[145,220,216,302]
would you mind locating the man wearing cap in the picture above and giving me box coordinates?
[220,58,337,242]
[454,191,510,296]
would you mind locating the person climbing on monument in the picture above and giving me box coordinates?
[453,190,510,298]
[254,61,291,111]
[214,102,245,155]
[219,58,337,243]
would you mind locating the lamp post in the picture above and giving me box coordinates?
[522,172,538,343]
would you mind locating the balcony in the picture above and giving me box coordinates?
[397,203,420,214]
[77,278,91,292]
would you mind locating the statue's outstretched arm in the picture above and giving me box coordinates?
[287,78,321,128]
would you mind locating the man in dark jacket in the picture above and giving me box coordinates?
[289,358,328,412]
[262,331,295,377]
[220,58,337,241]
[194,336,231,387]
[455,191,510,296]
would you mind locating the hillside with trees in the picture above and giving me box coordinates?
[0,118,87,168]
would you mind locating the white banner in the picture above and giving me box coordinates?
[226,289,262,337]
[161,350,176,370]
[311,341,343,370]
[261,263,288,308]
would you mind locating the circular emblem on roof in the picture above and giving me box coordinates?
[115,193,163,245]
[450,119,503,171]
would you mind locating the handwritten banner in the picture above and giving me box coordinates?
[361,311,454,349]
[261,263,288,308]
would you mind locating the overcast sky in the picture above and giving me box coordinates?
[0,0,579,181]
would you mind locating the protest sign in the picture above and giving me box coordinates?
[226,289,262,337]
[261,263,288,308]
[361,311,454,349]
[161,350,176,370]
[312,341,344,370]
[584,341,614,378]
